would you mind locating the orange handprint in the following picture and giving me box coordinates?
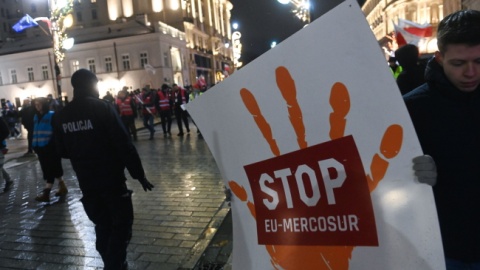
[229,66,403,269]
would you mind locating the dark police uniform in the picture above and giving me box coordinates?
[54,69,153,270]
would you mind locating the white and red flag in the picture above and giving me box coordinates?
[394,18,433,47]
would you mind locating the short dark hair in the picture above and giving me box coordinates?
[437,10,480,53]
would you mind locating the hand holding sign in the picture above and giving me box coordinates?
[228,66,403,269]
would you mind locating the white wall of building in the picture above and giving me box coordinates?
[0,31,188,104]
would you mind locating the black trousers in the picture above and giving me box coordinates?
[159,110,172,133]
[174,107,189,133]
[120,115,137,140]
[80,186,133,270]
[34,144,63,184]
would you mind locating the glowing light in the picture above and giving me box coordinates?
[63,14,73,28]
[170,0,179,11]
[271,41,277,48]
[278,0,291,4]
[122,0,133,17]
[107,0,120,20]
[63,37,74,50]
[232,22,239,30]
[152,0,163,12]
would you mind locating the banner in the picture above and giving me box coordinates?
[187,1,444,269]
[394,18,433,46]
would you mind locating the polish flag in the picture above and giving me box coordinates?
[394,18,433,47]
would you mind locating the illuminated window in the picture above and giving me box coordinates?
[42,65,49,80]
[170,0,179,10]
[163,52,170,67]
[87,58,96,73]
[140,52,148,67]
[27,67,34,81]
[10,69,17,84]
[105,56,112,72]
[71,60,80,72]
[122,54,130,70]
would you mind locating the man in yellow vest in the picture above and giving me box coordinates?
[388,56,403,79]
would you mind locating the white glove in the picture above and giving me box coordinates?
[412,155,437,186]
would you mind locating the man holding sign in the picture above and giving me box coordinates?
[404,10,480,269]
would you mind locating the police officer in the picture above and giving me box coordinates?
[54,69,154,270]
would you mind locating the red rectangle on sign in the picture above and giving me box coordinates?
[244,135,378,246]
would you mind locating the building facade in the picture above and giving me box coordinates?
[0,0,233,106]
[362,0,479,57]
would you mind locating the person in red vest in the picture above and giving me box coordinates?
[156,84,173,137]
[172,84,189,136]
[141,87,157,140]
[116,87,137,141]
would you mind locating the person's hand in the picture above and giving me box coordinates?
[138,177,154,191]
[412,155,437,186]
[224,187,232,202]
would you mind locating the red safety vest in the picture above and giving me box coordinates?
[116,96,134,116]
[158,91,171,111]
[142,93,156,115]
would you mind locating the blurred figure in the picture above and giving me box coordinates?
[395,44,426,95]
[173,84,189,136]
[33,97,67,202]
[388,56,403,79]
[0,115,12,192]
[141,87,157,140]
[188,84,203,135]
[54,69,153,270]
[103,91,115,104]
[47,94,60,112]
[116,87,137,141]
[157,84,172,136]
[3,101,20,139]
[19,98,36,154]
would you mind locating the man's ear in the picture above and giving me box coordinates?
[434,51,443,66]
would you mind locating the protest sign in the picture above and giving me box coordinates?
[187,0,444,269]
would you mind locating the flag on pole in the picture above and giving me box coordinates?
[12,14,39,32]
[393,18,433,47]
[144,64,156,74]
[33,17,52,33]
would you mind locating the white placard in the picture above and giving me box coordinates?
[187,1,444,269]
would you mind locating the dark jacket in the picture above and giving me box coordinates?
[19,105,36,130]
[395,44,425,95]
[54,95,145,191]
[404,58,480,262]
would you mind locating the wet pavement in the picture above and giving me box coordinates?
[0,118,232,270]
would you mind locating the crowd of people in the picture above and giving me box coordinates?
[109,82,208,140]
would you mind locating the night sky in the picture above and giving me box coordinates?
[229,0,366,66]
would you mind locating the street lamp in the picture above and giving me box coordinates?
[277,0,311,24]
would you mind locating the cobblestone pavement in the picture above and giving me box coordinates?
[0,120,231,270]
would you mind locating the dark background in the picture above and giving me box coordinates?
[229,0,366,66]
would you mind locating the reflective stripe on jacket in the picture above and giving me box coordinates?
[33,111,54,147]
[117,97,134,116]
[158,91,170,111]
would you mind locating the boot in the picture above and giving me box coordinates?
[55,181,68,197]
[35,188,51,202]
